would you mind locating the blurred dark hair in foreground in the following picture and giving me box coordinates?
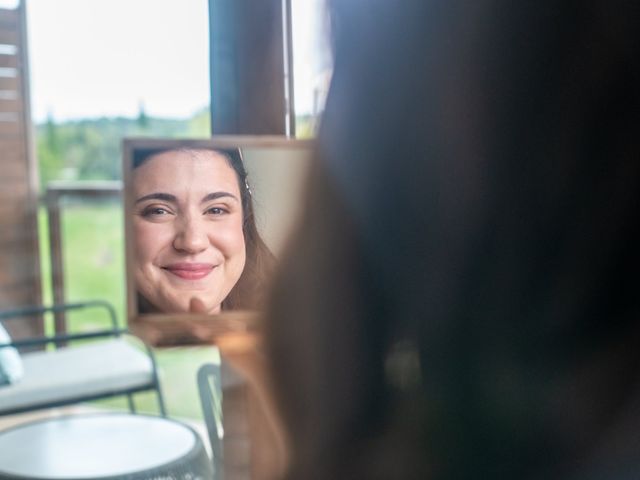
[266,2,640,479]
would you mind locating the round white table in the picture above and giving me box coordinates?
[0,413,213,479]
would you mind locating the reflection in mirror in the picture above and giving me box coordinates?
[131,147,268,315]
[123,138,312,335]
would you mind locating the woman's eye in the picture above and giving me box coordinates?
[141,206,172,217]
[206,207,227,216]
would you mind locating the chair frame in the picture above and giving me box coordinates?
[197,362,223,480]
[0,300,166,417]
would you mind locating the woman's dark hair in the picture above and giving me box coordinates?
[266,2,640,480]
[133,146,274,310]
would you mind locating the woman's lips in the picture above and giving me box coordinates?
[162,263,215,280]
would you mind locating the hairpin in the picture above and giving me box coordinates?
[236,148,252,196]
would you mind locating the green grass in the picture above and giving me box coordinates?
[38,202,217,420]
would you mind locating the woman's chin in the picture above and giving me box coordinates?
[149,298,192,315]
[167,299,221,315]
[139,292,221,315]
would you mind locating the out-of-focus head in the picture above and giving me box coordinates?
[267,2,640,479]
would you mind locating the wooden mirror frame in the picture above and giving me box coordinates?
[122,136,313,346]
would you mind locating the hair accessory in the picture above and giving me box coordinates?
[236,148,252,196]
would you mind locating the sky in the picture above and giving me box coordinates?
[0,0,330,122]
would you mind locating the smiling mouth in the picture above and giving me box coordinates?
[162,263,215,280]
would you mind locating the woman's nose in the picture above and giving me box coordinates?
[172,216,209,253]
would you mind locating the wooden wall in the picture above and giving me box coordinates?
[0,2,42,339]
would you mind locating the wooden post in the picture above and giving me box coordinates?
[46,189,65,333]
[209,0,287,135]
[45,182,122,334]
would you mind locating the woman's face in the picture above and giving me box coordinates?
[132,149,246,314]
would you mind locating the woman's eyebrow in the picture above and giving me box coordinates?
[135,192,177,204]
[201,192,239,203]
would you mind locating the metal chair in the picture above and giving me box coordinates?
[0,300,166,417]
[198,362,224,480]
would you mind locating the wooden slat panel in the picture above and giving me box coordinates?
[0,274,33,292]
[0,97,22,112]
[0,237,38,259]
[0,230,33,246]
[0,90,22,102]
[0,157,25,170]
[0,212,30,228]
[0,140,27,158]
[0,120,22,135]
[0,173,28,187]
[0,154,28,173]
[0,245,34,263]
[0,154,23,165]
[0,137,25,149]
[0,4,43,339]
[0,290,40,313]
[0,236,39,262]
[0,172,28,188]
[2,209,34,222]
[0,203,31,217]
[2,233,32,253]
[0,212,31,229]
[0,30,19,46]
[0,199,29,215]
[0,113,18,122]
[0,76,18,89]
[0,232,39,253]
[0,67,18,78]
[0,181,28,199]
[0,182,28,199]
[0,140,25,156]
[0,206,32,219]
[0,263,36,286]
[0,133,25,145]
[0,284,42,346]
[0,54,18,68]
[0,231,31,246]
[0,8,18,23]
[0,222,30,238]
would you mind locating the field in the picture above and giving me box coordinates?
[38,202,216,419]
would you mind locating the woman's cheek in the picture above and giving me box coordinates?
[134,220,174,262]
[208,219,245,255]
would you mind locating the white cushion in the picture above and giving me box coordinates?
[0,339,154,412]
[0,323,24,385]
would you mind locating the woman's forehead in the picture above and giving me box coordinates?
[133,149,240,195]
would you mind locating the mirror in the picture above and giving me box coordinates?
[122,137,313,344]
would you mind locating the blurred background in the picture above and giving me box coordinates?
[0,0,331,421]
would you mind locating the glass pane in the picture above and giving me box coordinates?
[291,0,333,137]
[27,0,211,188]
